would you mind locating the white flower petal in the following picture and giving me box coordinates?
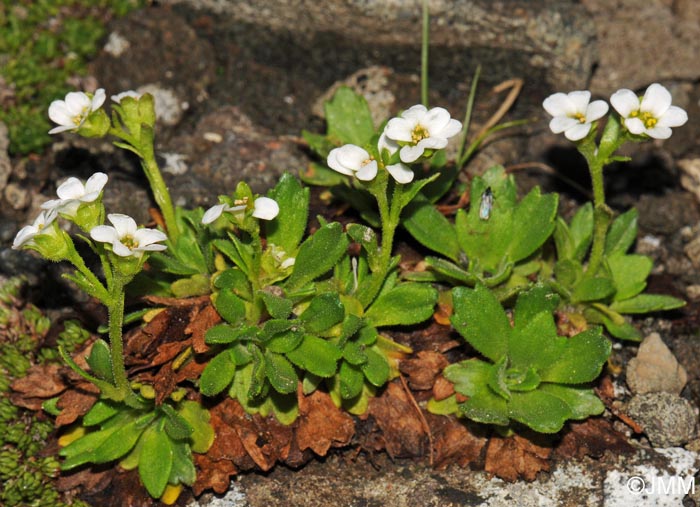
[136,243,168,253]
[438,118,463,139]
[12,225,39,249]
[585,100,609,122]
[355,160,378,181]
[48,124,76,135]
[399,145,424,163]
[384,117,415,143]
[252,197,280,220]
[543,93,574,117]
[400,104,428,120]
[133,228,168,247]
[336,145,370,170]
[85,172,108,195]
[386,163,414,184]
[549,116,579,134]
[91,89,106,110]
[567,91,592,114]
[41,198,65,211]
[564,123,592,141]
[657,106,688,128]
[90,225,119,244]
[58,200,81,217]
[378,132,399,155]
[111,241,134,257]
[64,92,91,115]
[107,214,137,237]
[623,117,646,135]
[640,83,671,118]
[48,101,74,126]
[202,204,227,224]
[610,89,640,117]
[56,177,85,200]
[111,90,141,103]
[644,126,672,140]
[423,107,451,132]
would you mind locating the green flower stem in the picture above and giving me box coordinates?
[140,149,180,243]
[106,272,142,409]
[421,0,429,107]
[66,250,110,303]
[360,176,403,307]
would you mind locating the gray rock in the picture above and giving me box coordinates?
[626,392,697,448]
[171,0,597,91]
[626,333,688,395]
[584,0,700,96]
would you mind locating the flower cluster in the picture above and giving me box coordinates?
[12,172,166,259]
[543,83,688,141]
[327,104,461,184]
[48,89,106,134]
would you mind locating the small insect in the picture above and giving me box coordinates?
[479,187,493,220]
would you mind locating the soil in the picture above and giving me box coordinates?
[3,2,700,507]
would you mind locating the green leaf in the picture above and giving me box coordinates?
[361,346,391,387]
[554,258,583,288]
[325,86,375,146]
[402,194,460,262]
[608,253,652,301]
[301,130,336,158]
[176,401,214,454]
[605,208,637,256]
[161,404,194,441]
[169,441,196,486]
[265,350,299,394]
[342,341,368,366]
[286,222,349,290]
[299,292,345,333]
[138,423,173,498]
[205,324,237,345]
[553,217,575,261]
[512,285,560,330]
[287,335,342,378]
[213,268,252,300]
[584,306,642,341]
[213,289,247,325]
[569,202,594,261]
[444,359,492,397]
[424,256,477,285]
[508,311,563,374]
[451,285,510,362]
[265,173,309,254]
[459,388,510,426]
[90,413,155,464]
[508,187,558,262]
[171,274,211,298]
[83,400,120,427]
[539,328,611,384]
[339,361,365,399]
[259,291,293,319]
[539,384,605,419]
[269,391,299,425]
[86,339,114,383]
[265,328,304,353]
[610,293,686,314]
[571,276,615,303]
[364,282,438,328]
[199,350,236,396]
[507,390,572,433]
[248,346,267,398]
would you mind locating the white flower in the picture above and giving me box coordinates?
[378,133,414,184]
[111,90,142,103]
[327,144,378,181]
[201,197,279,225]
[12,209,58,249]
[90,214,167,257]
[382,105,462,163]
[610,83,688,139]
[41,172,108,216]
[48,89,106,134]
[252,197,279,220]
[542,91,609,141]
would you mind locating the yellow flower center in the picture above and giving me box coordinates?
[571,112,586,123]
[362,156,374,166]
[411,124,430,144]
[72,106,89,126]
[121,234,138,249]
[630,110,658,129]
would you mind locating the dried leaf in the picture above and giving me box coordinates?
[553,418,634,460]
[296,388,354,455]
[432,375,455,401]
[193,454,238,496]
[429,414,487,469]
[365,381,427,458]
[400,351,448,391]
[484,433,552,482]
[185,303,221,354]
[56,387,99,427]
